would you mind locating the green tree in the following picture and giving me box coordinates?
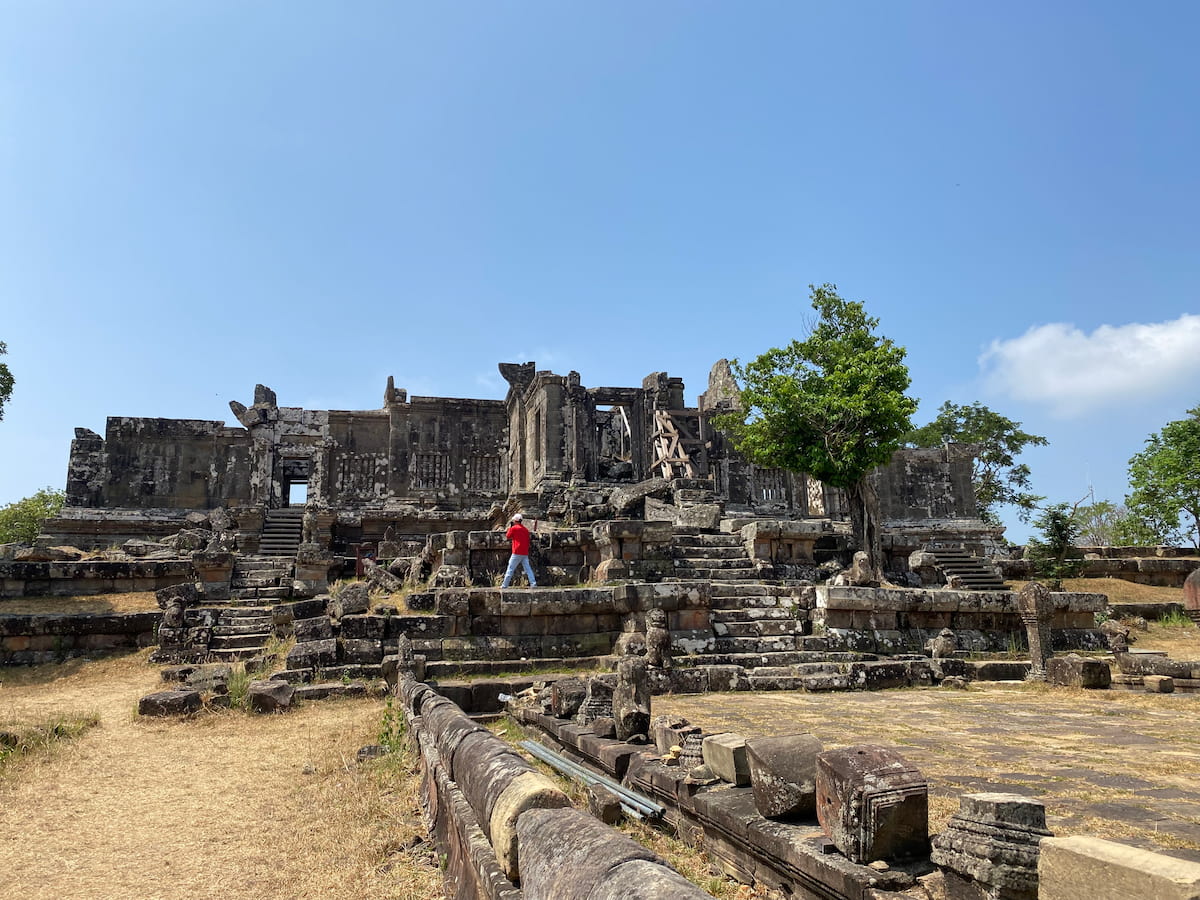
[905,401,1046,523]
[719,283,918,576]
[1071,499,1157,547]
[0,488,66,544]
[1125,406,1200,548]
[1026,502,1086,589]
[0,341,13,421]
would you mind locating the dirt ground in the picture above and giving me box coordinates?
[659,683,1200,863]
[0,652,440,900]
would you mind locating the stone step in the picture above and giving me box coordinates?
[232,573,286,588]
[672,569,760,582]
[270,664,384,684]
[213,619,273,635]
[710,607,795,622]
[710,592,789,608]
[707,582,775,596]
[206,646,269,662]
[673,534,744,548]
[672,546,747,560]
[713,619,802,638]
[230,586,292,600]
[693,647,874,668]
[209,633,271,650]
[674,557,753,570]
[217,605,272,617]
[713,635,798,654]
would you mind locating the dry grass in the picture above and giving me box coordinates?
[0,591,160,615]
[0,650,441,900]
[1044,577,1184,605]
[658,684,1200,860]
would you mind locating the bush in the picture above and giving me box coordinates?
[0,487,65,544]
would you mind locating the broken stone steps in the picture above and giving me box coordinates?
[293,682,379,701]
[695,645,870,668]
[709,592,792,610]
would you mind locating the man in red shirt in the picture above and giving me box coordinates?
[501,513,537,588]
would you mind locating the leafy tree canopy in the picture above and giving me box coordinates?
[1026,502,1086,588]
[719,283,917,573]
[1125,406,1200,548]
[905,401,1046,523]
[1071,499,1158,547]
[0,340,13,422]
[0,488,65,545]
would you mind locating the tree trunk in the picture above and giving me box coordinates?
[846,477,883,579]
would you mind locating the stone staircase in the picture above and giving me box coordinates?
[696,581,885,690]
[927,545,1006,591]
[230,555,293,603]
[671,529,757,580]
[207,607,275,662]
[260,507,304,557]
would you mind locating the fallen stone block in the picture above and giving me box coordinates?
[552,677,586,719]
[285,638,337,670]
[931,792,1052,900]
[248,679,295,713]
[1145,674,1175,693]
[1046,655,1111,689]
[138,689,201,717]
[746,733,823,819]
[1039,835,1200,900]
[702,732,751,787]
[816,744,930,864]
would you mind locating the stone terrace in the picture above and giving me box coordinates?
[655,684,1200,863]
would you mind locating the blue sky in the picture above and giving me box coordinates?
[2,2,1198,542]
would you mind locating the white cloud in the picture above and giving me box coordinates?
[979,313,1200,416]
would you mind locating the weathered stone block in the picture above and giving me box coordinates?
[285,638,337,670]
[138,689,201,716]
[552,677,587,719]
[931,792,1052,900]
[1038,835,1200,900]
[247,679,295,713]
[702,732,751,787]
[1145,674,1175,693]
[515,806,659,900]
[489,769,572,880]
[816,744,930,864]
[1046,655,1111,689]
[293,616,333,642]
[746,733,823,819]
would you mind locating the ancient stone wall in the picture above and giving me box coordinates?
[0,611,160,664]
[0,559,194,598]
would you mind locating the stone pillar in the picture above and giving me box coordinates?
[191,551,234,602]
[1184,567,1200,625]
[293,544,335,598]
[931,792,1052,900]
[1016,581,1054,682]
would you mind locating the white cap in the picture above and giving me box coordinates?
[512,513,523,522]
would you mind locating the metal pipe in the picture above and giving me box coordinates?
[523,741,660,819]
[519,740,664,819]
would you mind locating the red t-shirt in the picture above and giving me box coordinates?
[506,522,531,555]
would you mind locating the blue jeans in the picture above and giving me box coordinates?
[502,553,536,587]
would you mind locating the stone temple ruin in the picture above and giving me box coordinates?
[11,360,1200,898]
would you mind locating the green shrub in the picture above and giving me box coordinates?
[0,487,66,544]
